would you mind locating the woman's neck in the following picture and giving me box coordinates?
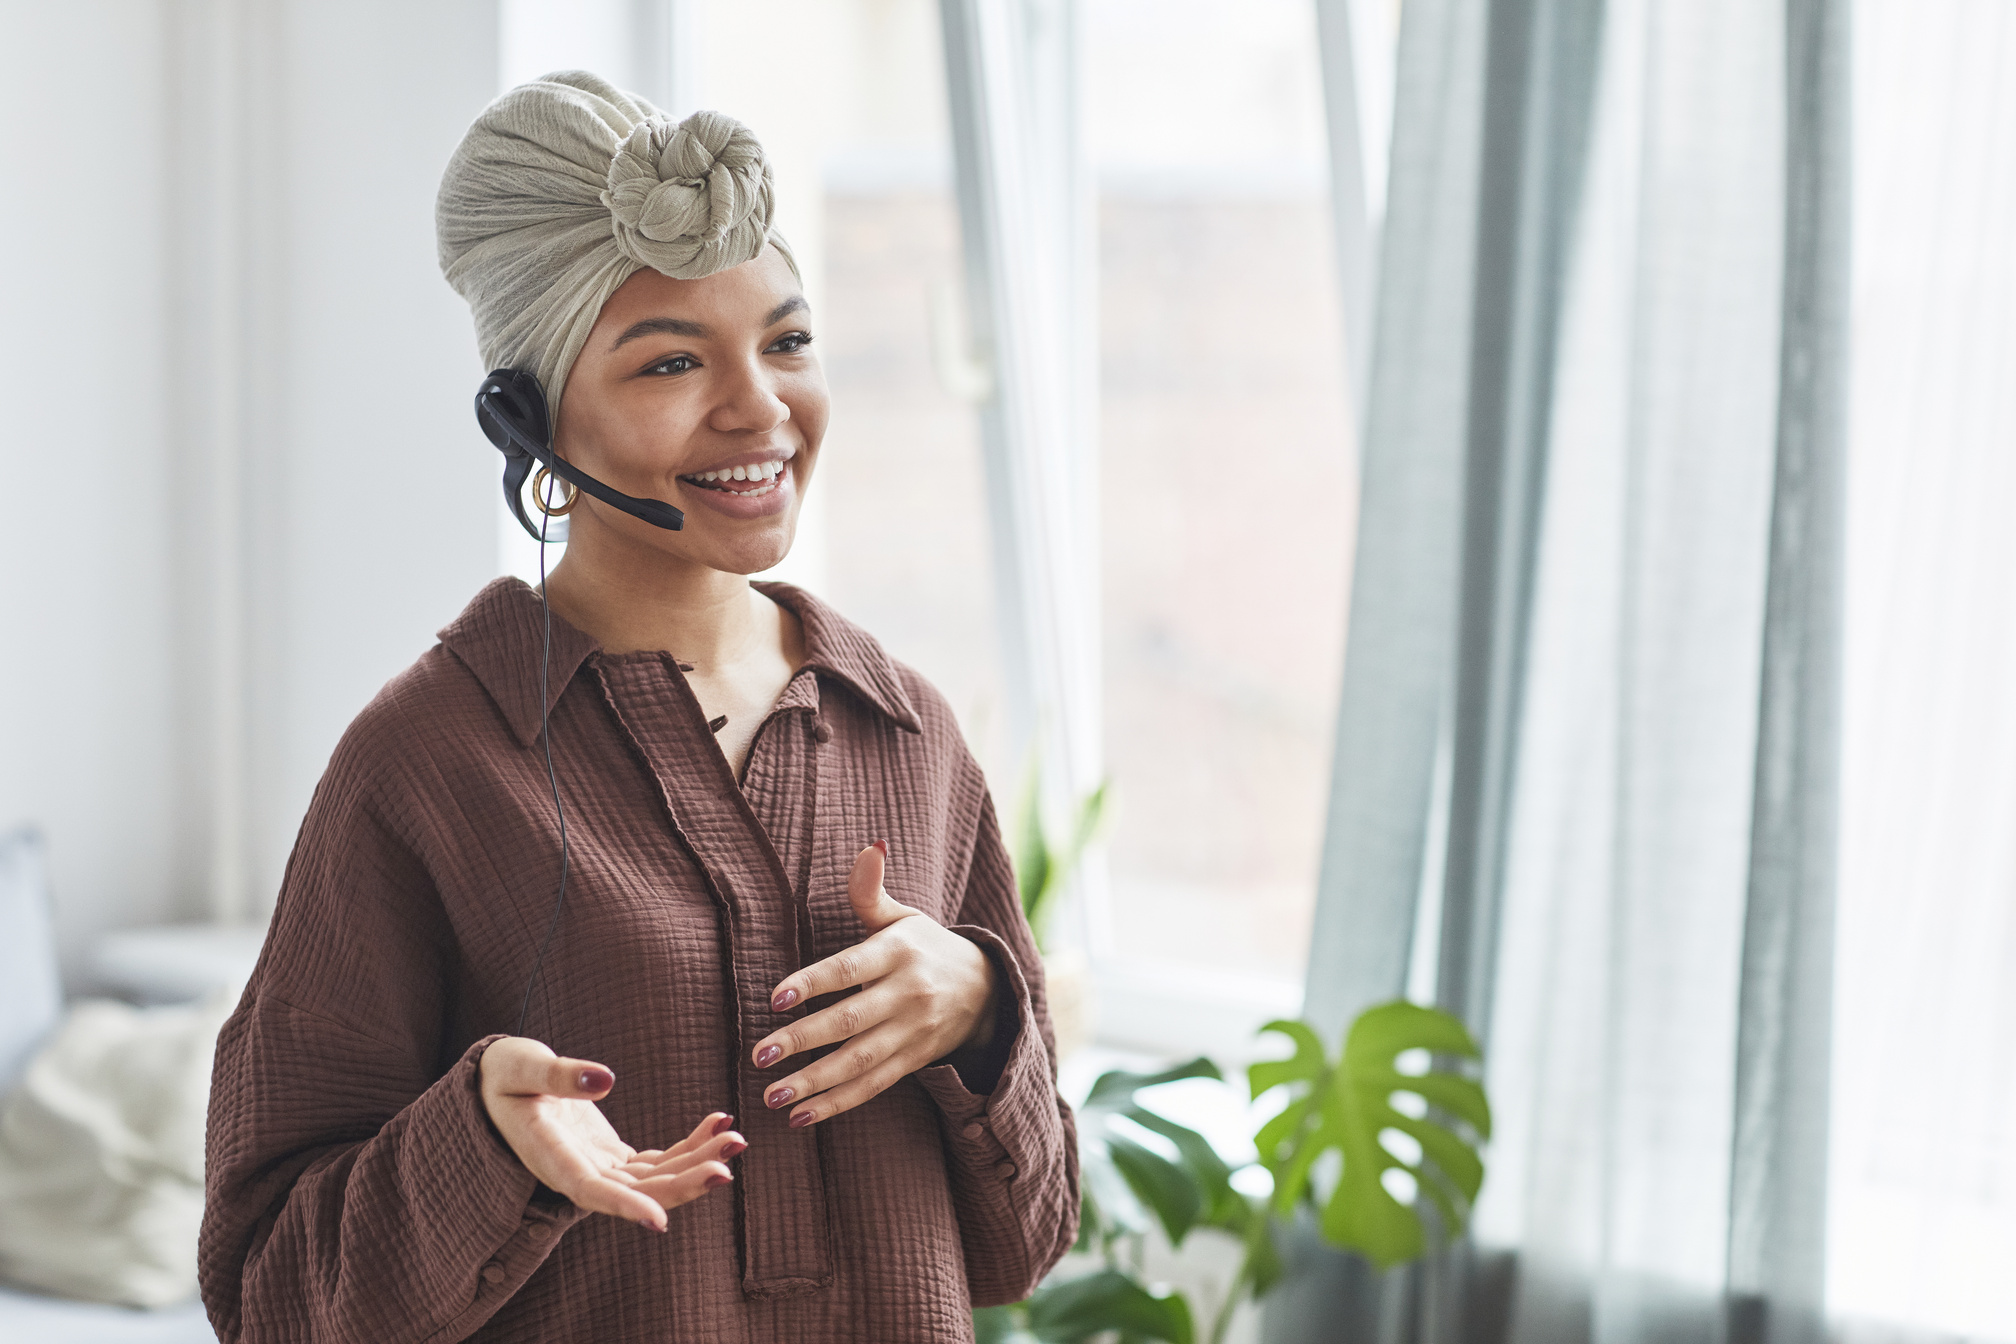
[539,530,771,666]
[539,520,807,776]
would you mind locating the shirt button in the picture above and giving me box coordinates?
[812,721,833,743]
[527,1223,553,1242]
[481,1263,506,1285]
[962,1121,985,1140]
[995,1160,1017,1181]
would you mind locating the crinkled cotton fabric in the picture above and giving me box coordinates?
[436,70,797,424]
[198,580,1078,1343]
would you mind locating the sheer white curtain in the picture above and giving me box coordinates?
[1473,1,1836,1339]
[1829,3,2016,1339]
[1280,0,1848,1340]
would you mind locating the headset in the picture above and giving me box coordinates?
[476,369,686,539]
[474,369,686,1036]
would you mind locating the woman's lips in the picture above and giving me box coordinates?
[675,459,795,519]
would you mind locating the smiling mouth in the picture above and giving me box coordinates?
[679,459,789,498]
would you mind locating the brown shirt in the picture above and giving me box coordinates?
[199,578,1078,1343]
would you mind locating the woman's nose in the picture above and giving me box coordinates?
[709,359,790,434]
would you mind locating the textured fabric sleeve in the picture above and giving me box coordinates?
[199,707,585,1343]
[915,784,1080,1306]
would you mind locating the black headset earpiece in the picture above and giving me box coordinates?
[475,369,685,537]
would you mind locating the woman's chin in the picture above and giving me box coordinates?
[691,525,796,578]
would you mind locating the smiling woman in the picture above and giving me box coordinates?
[197,73,1076,1344]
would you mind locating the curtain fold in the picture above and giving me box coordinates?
[1301,0,1490,1047]
[1280,1,1850,1341]
[1725,2,1849,1339]
[938,0,1103,810]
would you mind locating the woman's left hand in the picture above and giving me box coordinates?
[753,841,1000,1127]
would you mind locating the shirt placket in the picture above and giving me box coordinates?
[592,654,833,1297]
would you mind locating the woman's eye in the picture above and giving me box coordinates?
[648,354,699,376]
[768,331,815,355]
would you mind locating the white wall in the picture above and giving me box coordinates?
[1,0,501,974]
[255,0,501,905]
[0,0,180,970]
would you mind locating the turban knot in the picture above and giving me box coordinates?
[604,112,777,279]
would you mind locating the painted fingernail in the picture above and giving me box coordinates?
[772,988,799,1011]
[706,1173,732,1189]
[721,1139,748,1158]
[578,1067,614,1093]
[789,1110,816,1129]
[766,1086,794,1109]
[711,1114,736,1136]
[755,1045,782,1069]
[872,839,889,857]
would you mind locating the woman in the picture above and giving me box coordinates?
[199,72,1077,1343]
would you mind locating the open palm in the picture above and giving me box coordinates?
[480,1036,742,1232]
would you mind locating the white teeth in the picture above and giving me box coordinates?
[686,460,787,488]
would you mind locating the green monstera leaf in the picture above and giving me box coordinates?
[1249,1001,1492,1269]
[1027,1269,1195,1344]
[975,1269,1196,1344]
[1075,1058,1283,1344]
[1077,1058,1228,1249]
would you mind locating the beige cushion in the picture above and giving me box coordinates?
[0,995,232,1308]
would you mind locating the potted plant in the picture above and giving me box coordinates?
[977,1002,1492,1344]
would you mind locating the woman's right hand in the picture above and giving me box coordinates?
[479,1036,742,1232]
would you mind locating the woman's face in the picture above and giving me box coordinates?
[553,246,828,576]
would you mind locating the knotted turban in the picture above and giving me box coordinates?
[436,70,796,425]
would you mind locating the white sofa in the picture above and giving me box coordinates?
[0,826,227,1343]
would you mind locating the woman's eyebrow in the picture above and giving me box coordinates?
[609,297,806,352]
[611,315,708,349]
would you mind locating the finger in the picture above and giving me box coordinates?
[784,1050,918,1129]
[631,1111,733,1168]
[619,1130,746,1178]
[762,1021,906,1114]
[631,1160,734,1211]
[485,1037,616,1099]
[754,983,902,1070]
[541,1055,616,1099]
[846,840,918,934]
[486,1040,617,1101]
[568,1171,674,1231]
[665,1111,737,1160]
[764,931,906,1020]
[481,1037,554,1095]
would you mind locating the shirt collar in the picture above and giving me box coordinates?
[437,577,922,749]
[756,581,923,736]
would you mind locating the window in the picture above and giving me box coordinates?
[1087,0,1354,996]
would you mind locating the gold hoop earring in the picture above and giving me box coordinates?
[531,466,579,517]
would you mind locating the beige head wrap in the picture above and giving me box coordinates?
[436,70,797,424]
